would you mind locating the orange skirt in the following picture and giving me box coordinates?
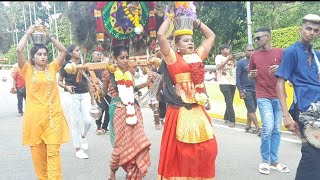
[157,105,218,179]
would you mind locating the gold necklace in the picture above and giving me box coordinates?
[32,66,55,128]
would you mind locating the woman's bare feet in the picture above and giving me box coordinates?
[108,168,116,180]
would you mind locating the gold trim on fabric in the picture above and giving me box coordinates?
[176,106,214,143]
[175,82,196,103]
[157,175,215,180]
[175,73,192,83]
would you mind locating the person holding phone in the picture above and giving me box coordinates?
[58,44,96,159]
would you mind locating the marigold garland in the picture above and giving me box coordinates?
[122,1,143,34]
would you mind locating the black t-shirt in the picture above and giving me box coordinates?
[60,60,89,94]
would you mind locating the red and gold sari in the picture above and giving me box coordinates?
[158,48,218,180]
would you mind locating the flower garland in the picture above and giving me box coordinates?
[183,53,208,105]
[114,67,137,125]
[122,1,143,34]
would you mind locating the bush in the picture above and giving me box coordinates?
[272,26,300,48]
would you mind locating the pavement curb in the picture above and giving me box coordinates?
[208,112,291,134]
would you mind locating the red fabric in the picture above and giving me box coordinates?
[12,71,25,88]
[248,48,284,98]
[167,52,192,84]
[159,53,218,179]
[96,2,107,10]
[96,18,104,32]
[158,106,218,178]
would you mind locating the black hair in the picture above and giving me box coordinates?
[254,27,271,34]
[112,46,129,58]
[30,45,48,65]
[219,43,230,51]
[65,44,78,61]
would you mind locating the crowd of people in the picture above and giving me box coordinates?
[11,6,320,180]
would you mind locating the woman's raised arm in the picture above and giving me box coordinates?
[157,16,173,57]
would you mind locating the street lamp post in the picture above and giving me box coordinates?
[43,2,56,57]
[23,4,30,59]
[246,1,253,45]
[53,2,59,41]
[14,24,19,46]
[7,29,15,45]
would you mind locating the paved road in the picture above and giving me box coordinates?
[0,70,302,180]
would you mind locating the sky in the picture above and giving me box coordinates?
[3,2,10,6]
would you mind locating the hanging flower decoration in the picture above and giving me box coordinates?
[100,1,148,40]
[122,1,144,35]
[95,2,107,43]
[148,2,156,38]
[114,67,137,125]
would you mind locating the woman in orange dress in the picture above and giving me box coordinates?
[16,25,70,180]
[157,2,218,179]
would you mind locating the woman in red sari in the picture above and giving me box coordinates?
[157,2,218,179]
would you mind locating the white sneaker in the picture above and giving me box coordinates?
[75,150,89,159]
[80,134,88,150]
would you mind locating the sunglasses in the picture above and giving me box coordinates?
[254,35,268,41]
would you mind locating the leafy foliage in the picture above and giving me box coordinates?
[193,2,248,64]
[271,26,300,48]
[2,1,320,65]
[66,2,96,56]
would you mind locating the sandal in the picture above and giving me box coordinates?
[244,126,252,133]
[259,163,270,174]
[257,128,262,137]
[245,126,258,134]
[270,163,290,173]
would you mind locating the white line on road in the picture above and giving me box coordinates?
[213,123,301,144]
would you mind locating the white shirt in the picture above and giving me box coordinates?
[215,55,236,85]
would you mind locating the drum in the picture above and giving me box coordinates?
[304,124,320,148]
[299,101,320,149]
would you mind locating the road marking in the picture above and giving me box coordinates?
[213,123,301,144]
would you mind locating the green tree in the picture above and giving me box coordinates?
[193,2,248,64]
